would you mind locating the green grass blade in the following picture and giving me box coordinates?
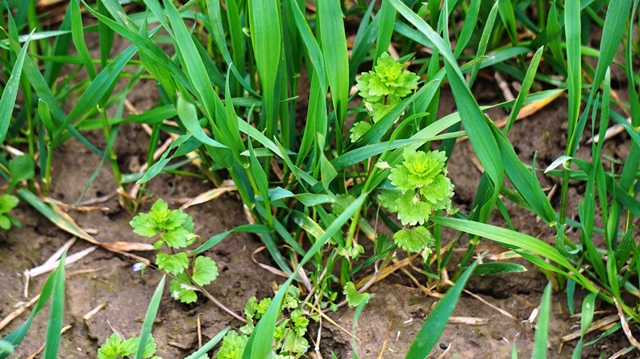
[135,276,165,359]
[248,0,282,138]
[564,0,582,156]
[1,261,58,349]
[0,32,29,147]
[375,0,396,61]
[288,0,326,90]
[192,224,270,254]
[176,95,226,149]
[184,327,229,359]
[531,283,552,359]
[498,0,519,45]
[70,0,97,79]
[43,252,66,359]
[164,0,219,120]
[504,47,543,133]
[53,46,136,142]
[317,0,349,150]
[430,216,597,292]
[453,0,481,57]
[406,260,479,357]
[591,0,631,90]
[491,124,556,225]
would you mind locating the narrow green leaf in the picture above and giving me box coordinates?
[498,0,519,45]
[248,0,282,138]
[0,32,29,147]
[18,188,94,241]
[135,276,165,359]
[176,95,225,148]
[531,283,552,359]
[406,260,479,357]
[474,262,527,275]
[70,0,97,78]
[184,327,229,359]
[193,225,270,254]
[317,0,349,146]
[43,252,66,359]
[564,0,582,155]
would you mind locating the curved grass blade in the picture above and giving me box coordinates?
[43,252,66,359]
[135,275,165,359]
[17,188,95,242]
[430,216,597,292]
[531,283,552,359]
[406,260,479,357]
[176,95,226,149]
[571,292,597,358]
[1,262,58,352]
[192,224,270,254]
[0,31,29,147]
[184,327,229,359]
[53,45,137,143]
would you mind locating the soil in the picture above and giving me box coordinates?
[1,21,637,359]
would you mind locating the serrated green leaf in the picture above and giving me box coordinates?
[343,282,370,308]
[170,277,198,303]
[394,226,432,253]
[396,192,431,226]
[130,213,159,237]
[97,334,125,359]
[156,252,189,275]
[349,121,371,143]
[192,256,219,286]
[161,227,192,248]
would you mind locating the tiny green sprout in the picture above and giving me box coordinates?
[378,148,454,256]
[130,199,194,248]
[351,52,420,142]
[97,333,161,359]
[130,199,219,305]
[343,282,370,308]
[0,194,20,230]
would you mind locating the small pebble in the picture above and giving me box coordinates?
[439,343,448,350]
[491,331,504,340]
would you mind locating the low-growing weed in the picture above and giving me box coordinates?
[217,286,318,359]
[97,333,160,359]
[129,199,243,321]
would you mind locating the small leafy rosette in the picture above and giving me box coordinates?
[351,53,420,141]
[378,148,454,255]
[130,199,195,248]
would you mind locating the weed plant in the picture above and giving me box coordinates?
[1,0,640,357]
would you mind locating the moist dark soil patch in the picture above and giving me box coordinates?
[1,32,637,359]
